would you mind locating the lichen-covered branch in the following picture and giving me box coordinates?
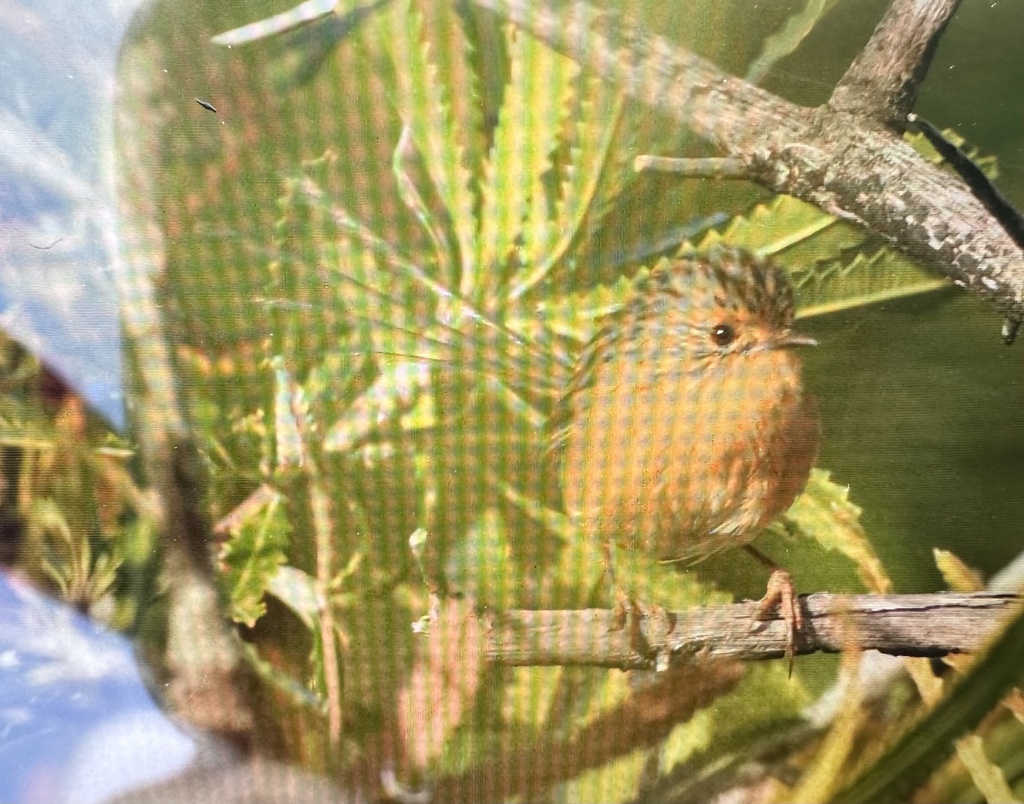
[830,0,963,122]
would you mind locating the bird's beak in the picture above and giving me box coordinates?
[772,331,818,349]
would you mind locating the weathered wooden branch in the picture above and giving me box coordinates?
[469,0,1024,325]
[484,593,1021,671]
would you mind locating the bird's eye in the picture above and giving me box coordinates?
[711,323,737,346]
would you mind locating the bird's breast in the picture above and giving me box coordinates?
[561,348,818,560]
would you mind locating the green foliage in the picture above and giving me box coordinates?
[831,601,1024,804]
[190,1,1024,797]
[772,468,892,594]
[217,486,291,627]
[238,5,875,791]
[0,333,153,630]
[96,0,1024,800]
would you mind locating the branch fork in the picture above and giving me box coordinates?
[470,0,1024,323]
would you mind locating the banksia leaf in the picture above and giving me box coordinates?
[477,26,577,291]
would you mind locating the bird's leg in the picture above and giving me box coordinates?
[603,538,632,631]
[745,544,803,674]
[603,540,673,646]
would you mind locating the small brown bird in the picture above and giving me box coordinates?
[549,247,820,649]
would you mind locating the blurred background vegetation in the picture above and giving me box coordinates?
[5,0,1024,801]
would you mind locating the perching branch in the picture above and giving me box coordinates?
[484,593,1021,671]
[469,0,1024,328]
[417,591,1022,802]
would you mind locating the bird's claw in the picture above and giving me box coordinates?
[753,568,803,676]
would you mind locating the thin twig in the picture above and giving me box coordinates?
[287,376,344,748]
[633,155,748,179]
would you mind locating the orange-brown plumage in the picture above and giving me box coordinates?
[551,247,819,567]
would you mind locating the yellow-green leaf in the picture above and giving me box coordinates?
[384,1,481,293]
[477,26,577,289]
[934,548,985,594]
[777,468,891,595]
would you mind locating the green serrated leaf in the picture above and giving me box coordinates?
[792,246,947,319]
[297,172,564,396]
[415,1,487,174]
[384,0,481,295]
[557,72,646,250]
[392,125,457,276]
[476,26,577,288]
[906,128,1000,180]
[514,189,948,329]
[699,194,846,258]
[513,262,660,345]
[509,80,628,302]
[694,195,947,317]
[219,491,291,627]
